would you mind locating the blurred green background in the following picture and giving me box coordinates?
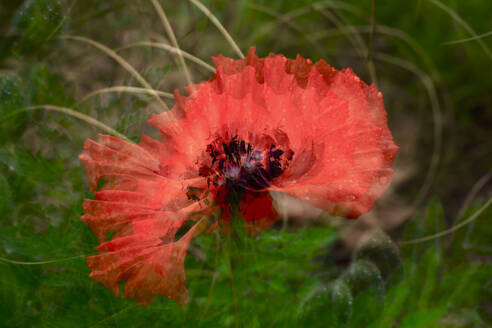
[0,0,491,327]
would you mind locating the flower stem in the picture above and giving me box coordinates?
[182,215,216,240]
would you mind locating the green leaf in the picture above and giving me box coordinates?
[399,308,445,328]
[369,282,410,328]
[0,174,14,217]
[416,247,440,311]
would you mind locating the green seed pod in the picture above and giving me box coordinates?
[298,280,353,328]
[353,229,401,281]
[343,259,384,298]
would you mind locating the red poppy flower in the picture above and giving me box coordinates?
[80,47,398,305]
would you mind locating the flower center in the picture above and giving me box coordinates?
[198,136,290,192]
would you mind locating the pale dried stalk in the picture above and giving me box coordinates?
[121,42,215,72]
[3,105,132,142]
[80,86,174,103]
[188,0,244,58]
[150,0,193,85]
[61,35,170,112]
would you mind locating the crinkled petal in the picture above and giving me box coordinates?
[87,233,192,305]
[80,47,398,306]
[80,133,212,304]
[159,48,397,219]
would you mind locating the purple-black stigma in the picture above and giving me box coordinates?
[199,136,292,192]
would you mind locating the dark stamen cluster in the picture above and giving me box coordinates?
[199,136,289,192]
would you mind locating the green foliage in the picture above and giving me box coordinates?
[0,1,491,327]
[1,196,490,327]
[0,64,75,146]
[10,0,63,58]
[0,74,29,144]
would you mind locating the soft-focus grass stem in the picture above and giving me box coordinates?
[400,197,492,245]
[118,42,215,72]
[188,0,244,58]
[2,105,132,142]
[79,86,174,104]
[150,0,194,86]
[430,0,492,60]
[61,35,171,112]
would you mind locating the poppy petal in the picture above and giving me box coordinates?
[80,47,398,306]
[239,191,278,233]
